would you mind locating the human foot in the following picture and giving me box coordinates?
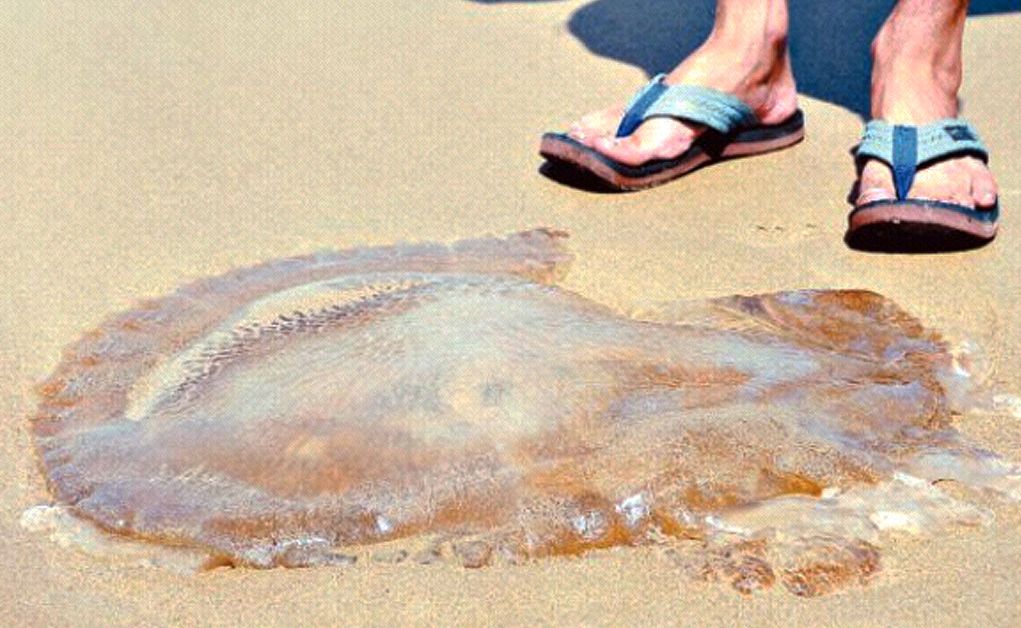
[565,13,798,167]
[856,2,998,211]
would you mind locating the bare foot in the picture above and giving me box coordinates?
[856,3,998,210]
[566,32,798,167]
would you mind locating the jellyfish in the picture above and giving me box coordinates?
[28,229,1020,595]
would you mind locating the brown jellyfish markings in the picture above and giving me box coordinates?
[27,229,1021,595]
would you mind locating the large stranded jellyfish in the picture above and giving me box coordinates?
[28,230,1020,595]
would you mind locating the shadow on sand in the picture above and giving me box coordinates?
[474,0,1016,193]
[475,0,1017,118]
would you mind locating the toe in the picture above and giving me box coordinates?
[969,160,999,209]
[569,106,625,142]
[592,133,655,167]
[906,160,979,208]
[947,161,977,208]
[856,160,895,205]
[912,177,967,207]
[592,118,698,167]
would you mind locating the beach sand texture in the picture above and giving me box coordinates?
[3,1,1021,625]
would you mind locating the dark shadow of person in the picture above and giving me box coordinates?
[474,0,1016,119]
[472,0,1016,193]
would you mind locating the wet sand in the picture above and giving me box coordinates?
[2,1,1020,624]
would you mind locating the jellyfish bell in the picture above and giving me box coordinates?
[28,230,1021,594]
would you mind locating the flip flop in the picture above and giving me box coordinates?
[846,118,999,253]
[539,73,805,191]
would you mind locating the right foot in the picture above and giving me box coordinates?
[855,4,998,212]
[566,34,799,167]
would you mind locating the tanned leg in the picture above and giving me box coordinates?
[857,0,998,209]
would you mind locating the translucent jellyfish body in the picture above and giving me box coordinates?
[29,230,1020,594]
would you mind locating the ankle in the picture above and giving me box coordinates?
[869,0,969,123]
[700,32,788,76]
[870,20,963,122]
[663,43,796,125]
[872,26,962,85]
[690,9,791,84]
[707,1,789,66]
[660,0,796,124]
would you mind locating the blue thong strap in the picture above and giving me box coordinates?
[855,118,989,201]
[615,74,757,138]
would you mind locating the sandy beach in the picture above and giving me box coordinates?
[3,1,1020,624]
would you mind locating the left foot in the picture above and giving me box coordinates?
[564,35,798,168]
[856,5,998,210]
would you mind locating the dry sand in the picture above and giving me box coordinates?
[2,1,1020,625]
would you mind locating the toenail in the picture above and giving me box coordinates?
[857,188,894,204]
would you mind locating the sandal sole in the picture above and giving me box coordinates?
[845,199,999,253]
[539,111,805,192]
